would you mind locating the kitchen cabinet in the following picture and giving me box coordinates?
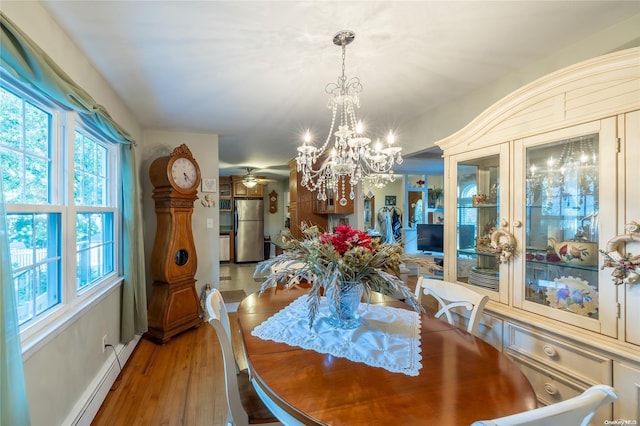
[219,234,230,262]
[287,159,327,239]
[232,177,264,198]
[219,176,232,211]
[436,48,640,421]
[313,185,354,214]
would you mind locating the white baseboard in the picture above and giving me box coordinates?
[64,335,141,426]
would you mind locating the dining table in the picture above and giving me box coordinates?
[236,286,536,425]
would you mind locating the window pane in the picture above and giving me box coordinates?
[74,130,108,207]
[24,154,49,204]
[1,149,24,203]
[0,88,24,150]
[76,212,114,290]
[0,87,51,205]
[7,213,61,325]
[24,101,49,156]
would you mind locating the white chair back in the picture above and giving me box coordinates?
[415,277,489,336]
[269,260,314,288]
[471,384,618,426]
[206,289,281,426]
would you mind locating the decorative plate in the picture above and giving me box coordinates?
[545,276,598,317]
[471,266,499,276]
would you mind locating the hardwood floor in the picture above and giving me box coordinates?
[91,322,229,426]
[92,262,262,425]
[91,264,419,426]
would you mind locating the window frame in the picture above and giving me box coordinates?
[1,75,123,358]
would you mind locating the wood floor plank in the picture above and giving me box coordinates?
[91,323,227,426]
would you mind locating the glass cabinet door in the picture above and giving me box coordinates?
[451,144,508,303]
[514,119,617,335]
[456,157,500,288]
[522,135,601,318]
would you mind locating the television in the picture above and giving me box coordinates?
[417,224,444,254]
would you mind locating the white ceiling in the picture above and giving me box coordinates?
[40,1,640,178]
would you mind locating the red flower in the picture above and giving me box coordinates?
[321,225,371,255]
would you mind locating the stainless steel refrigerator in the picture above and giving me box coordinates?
[234,198,264,262]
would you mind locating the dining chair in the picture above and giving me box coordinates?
[414,277,489,336]
[471,384,618,426]
[206,289,281,426]
[269,260,314,289]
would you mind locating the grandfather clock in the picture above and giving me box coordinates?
[146,144,202,343]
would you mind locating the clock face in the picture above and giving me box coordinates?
[171,157,198,190]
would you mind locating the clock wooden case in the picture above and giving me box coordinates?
[146,144,202,343]
[269,190,278,213]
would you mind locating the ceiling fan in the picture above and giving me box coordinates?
[241,168,277,188]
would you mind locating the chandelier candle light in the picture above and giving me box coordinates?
[296,30,403,204]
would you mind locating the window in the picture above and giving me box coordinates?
[1,79,120,339]
[74,130,115,290]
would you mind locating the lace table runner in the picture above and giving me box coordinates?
[251,295,422,376]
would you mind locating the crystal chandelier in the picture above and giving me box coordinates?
[363,173,396,197]
[296,30,403,205]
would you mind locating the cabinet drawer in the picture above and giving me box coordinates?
[508,355,612,425]
[477,312,503,352]
[505,323,611,385]
[511,355,582,405]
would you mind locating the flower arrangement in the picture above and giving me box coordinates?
[489,227,517,264]
[600,249,640,285]
[255,224,438,327]
[490,242,516,263]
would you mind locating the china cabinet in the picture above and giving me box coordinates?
[437,48,640,423]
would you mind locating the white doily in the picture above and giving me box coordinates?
[251,295,422,376]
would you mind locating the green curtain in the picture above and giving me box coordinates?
[0,11,148,421]
[0,162,31,426]
[121,144,148,341]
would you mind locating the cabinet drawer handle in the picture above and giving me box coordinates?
[543,383,558,395]
[542,345,557,357]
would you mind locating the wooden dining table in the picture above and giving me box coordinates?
[237,287,536,425]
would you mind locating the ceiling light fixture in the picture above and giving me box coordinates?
[242,168,259,188]
[296,30,402,205]
[242,177,258,189]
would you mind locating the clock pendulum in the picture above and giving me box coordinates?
[146,144,202,343]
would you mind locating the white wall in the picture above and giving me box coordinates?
[2,2,144,425]
[401,13,640,154]
[141,130,220,297]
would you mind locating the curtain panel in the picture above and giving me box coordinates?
[0,162,30,426]
[0,11,148,423]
